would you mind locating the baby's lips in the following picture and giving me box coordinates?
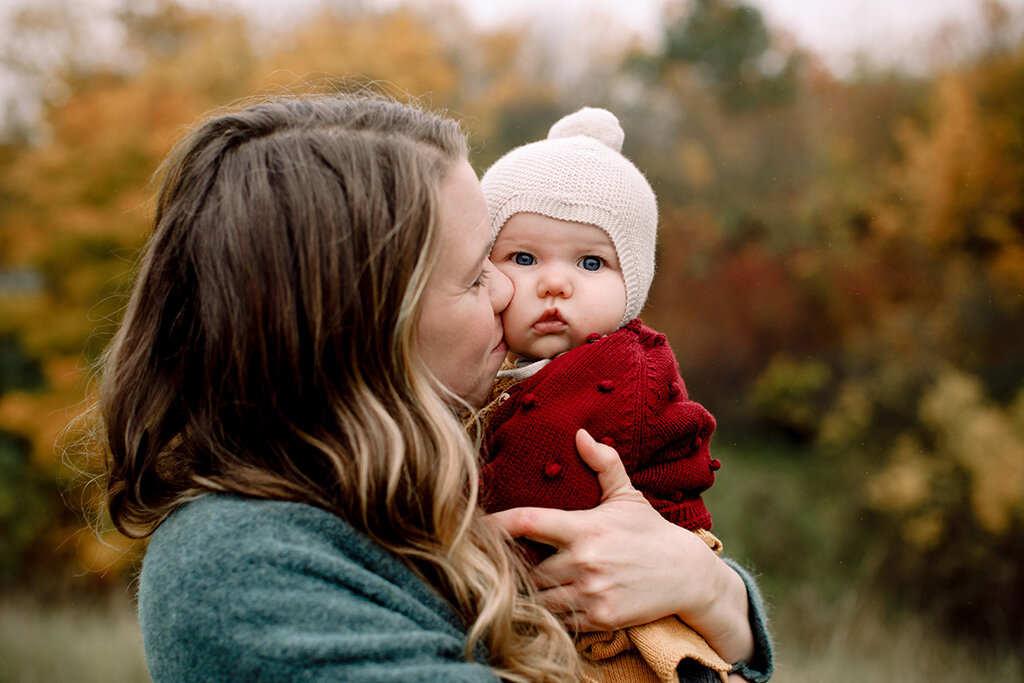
[531,307,568,333]
[532,319,567,334]
[536,307,564,324]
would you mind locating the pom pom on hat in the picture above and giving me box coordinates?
[548,107,625,151]
[481,107,658,327]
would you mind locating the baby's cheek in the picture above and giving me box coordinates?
[500,295,529,326]
[499,311,529,352]
[499,306,521,331]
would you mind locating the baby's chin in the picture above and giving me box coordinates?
[508,336,573,362]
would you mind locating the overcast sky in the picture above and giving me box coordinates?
[261,0,1024,73]
[1,0,1022,135]
[4,0,1022,69]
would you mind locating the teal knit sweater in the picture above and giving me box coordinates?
[139,495,496,682]
[139,495,772,682]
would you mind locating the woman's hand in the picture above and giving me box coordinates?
[486,429,755,665]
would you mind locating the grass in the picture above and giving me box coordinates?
[1,434,1019,682]
[0,594,148,683]
[705,434,1023,682]
[1,590,1018,682]
[759,579,1022,682]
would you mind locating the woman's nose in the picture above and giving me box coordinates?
[489,263,514,314]
[537,266,573,298]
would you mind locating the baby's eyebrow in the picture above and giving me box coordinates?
[579,240,616,253]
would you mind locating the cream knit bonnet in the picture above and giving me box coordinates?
[481,107,658,327]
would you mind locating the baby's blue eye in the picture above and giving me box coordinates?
[514,253,536,266]
[579,256,603,271]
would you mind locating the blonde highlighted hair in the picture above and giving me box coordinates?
[99,95,579,681]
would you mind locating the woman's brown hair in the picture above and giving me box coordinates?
[100,95,579,681]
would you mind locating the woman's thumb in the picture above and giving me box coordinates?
[575,429,641,503]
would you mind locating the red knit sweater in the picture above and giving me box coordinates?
[480,320,719,563]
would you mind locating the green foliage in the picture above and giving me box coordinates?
[711,433,1024,675]
[810,42,1024,646]
[705,437,874,602]
[644,7,1024,649]
[475,98,564,170]
[0,434,51,583]
[661,0,801,110]
[0,332,45,394]
[749,355,832,439]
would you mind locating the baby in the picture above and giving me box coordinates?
[478,108,731,682]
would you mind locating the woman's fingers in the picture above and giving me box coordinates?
[529,547,581,589]
[533,583,620,633]
[532,583,576,613]
[486,506,579,549]
[560,609,619,634]
[532,585,602,632]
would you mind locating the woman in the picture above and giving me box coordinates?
[100,96,771,681]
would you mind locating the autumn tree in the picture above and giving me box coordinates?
[0,0,561,589]
[815,39,1024,646]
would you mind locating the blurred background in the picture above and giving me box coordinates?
[0,0,1022,680]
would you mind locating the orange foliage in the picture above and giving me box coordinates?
[0,1,556,587]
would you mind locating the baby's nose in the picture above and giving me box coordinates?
[537,267,573,298]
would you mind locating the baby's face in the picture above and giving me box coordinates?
[490,213,626,361]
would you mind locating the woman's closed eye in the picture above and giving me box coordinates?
[578,255,605,271]
[472,268,490,288]
[512,252,536,266]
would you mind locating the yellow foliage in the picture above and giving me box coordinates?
[918,369,1024,534]
[257,11,459,101]
[0,2,558,505]
[902,513,945,550]
[677,139,714,189]
[874,48,1024,316]
[991,242,1024,293]
[866,368,1024,542]
[867,433,932,514]
[894,76,1021,254]
[817,380,874,450]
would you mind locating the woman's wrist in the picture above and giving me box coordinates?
[677,550,755,667]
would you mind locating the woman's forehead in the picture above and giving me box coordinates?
[435,160,491,271]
